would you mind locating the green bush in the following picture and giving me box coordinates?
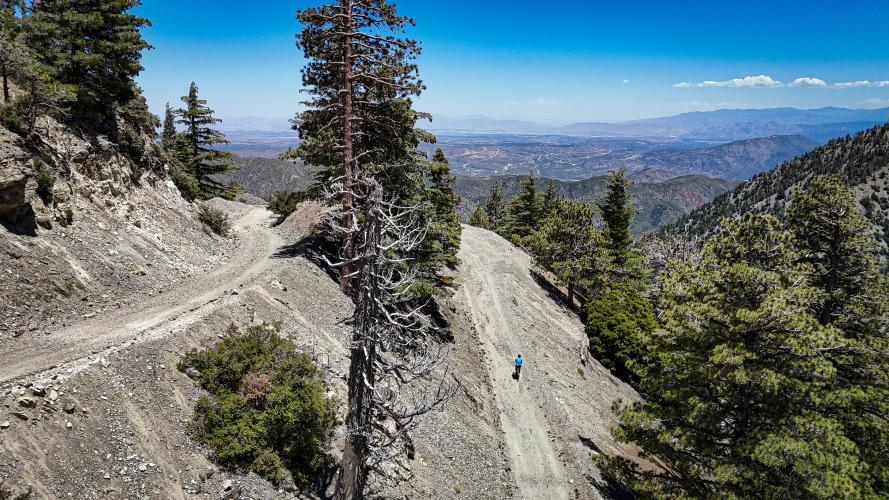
[178,323,336,487]
[169,163,201,201]
[33,159,54,203]
[0,97,30,136]
[268,191,306,221]
[197,203,231,236]
[0,479,31,500]
[221,181,244,201]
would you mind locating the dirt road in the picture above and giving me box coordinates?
[0,206,281,387]
[458,225,574,499]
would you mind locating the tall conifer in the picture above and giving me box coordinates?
[173,82,234,198]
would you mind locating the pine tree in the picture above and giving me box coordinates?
[530,197,606,304]
[584,281,656,386]
[541,179,558,218]
[598,168,634,269]
[0,0,24,103]
[787,175,889,492]
[468,205,490,229]
[162,102,176,149]
[411,148,462,297]
[25,0,152,127]
[425,148,461,268]
[606,214,872,498]
[483,182,505,229]
[173,82,234,199]
[508,172,540,242]
[293,0,432,293]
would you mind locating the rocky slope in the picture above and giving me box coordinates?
[1,185,644,498]
[666,122,889,255]
[0,117,232,342]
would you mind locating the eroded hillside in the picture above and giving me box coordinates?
[1,187,643,498]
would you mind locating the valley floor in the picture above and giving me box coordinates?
[0,202,642,499]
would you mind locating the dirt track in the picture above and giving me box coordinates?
[0,206,281,388]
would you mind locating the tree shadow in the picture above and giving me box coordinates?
[272,231,341,285]
[530,269,574,311]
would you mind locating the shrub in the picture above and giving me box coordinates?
[221,181,244,201]
[0,479,31,500]
[0,97,30,136]
[268,191,306,221]
[197,203,230,236]
[33,159,54,203]
[169,163,201,201]
[178,323,336,487]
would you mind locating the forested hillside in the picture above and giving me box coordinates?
[668,123,889,253]
[457,174,739,233]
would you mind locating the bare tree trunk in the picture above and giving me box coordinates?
[567,281,575,307]
[339,0,355,295]
[2,59,9,103]
[335,183,382,500]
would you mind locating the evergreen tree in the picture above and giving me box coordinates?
[173,82,234,199]
[293,0,432,293]
[162,102,176,149]
[424,148,461,268]
[541,179,558,218]
[508,172,540,242]
[598,168,634,269]
[467,205,490,229]
[530,197,606,304]
[483,182,505,228]
[25,0,152,127]
[606,214,873,498]
[411,148,462,297]
[0,0,24,103]
[787,175,889,491]
[584,281,656,386]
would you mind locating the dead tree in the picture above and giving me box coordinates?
[294,0,427,295]
[325,173,454,499]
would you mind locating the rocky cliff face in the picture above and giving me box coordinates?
[0,117,232,341]
[0,116,169,234]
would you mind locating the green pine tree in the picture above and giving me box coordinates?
[468,205,490,229]
[293,0,432,204]
[508,171,540,243]
[162,102,176,149]
[425,148,462,268]
[541,179,558,218]
[483,182,505,229]
[173,82,234,199]
[584,281,656,386]
[787,175,889,492]
[25,0,152,128]
[530,197,606,304]
[598,168,635,270]
[0,0,24,103]
[605,214,871,498]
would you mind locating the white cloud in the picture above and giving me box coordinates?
[673,75,783,88]
[622,79,630,84]
[499,100,520,107]
[790,77,827,87]
[834,80,872,88]
[834,80,889,88]
[674,75,889,90]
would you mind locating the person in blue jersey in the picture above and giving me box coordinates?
[514,353,523,380]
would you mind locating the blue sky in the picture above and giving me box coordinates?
[134,0,889,125]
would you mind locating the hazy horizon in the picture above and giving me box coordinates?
[134,0,889,123]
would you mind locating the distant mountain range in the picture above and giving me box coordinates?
[454,174,740,234]
[666,123,889,253]
[424,107,889,143]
